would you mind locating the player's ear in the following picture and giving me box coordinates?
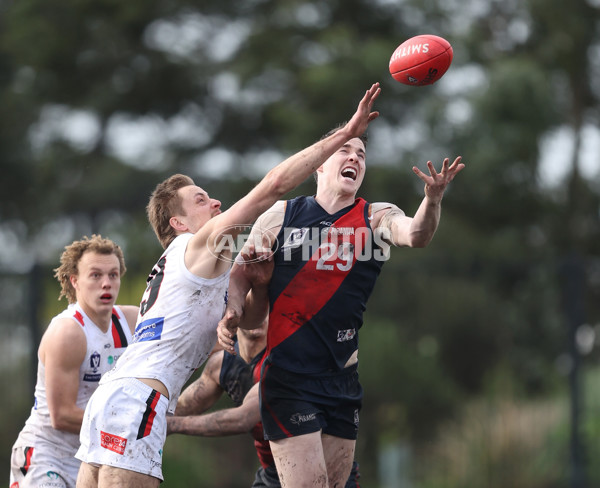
[169,216,186,232]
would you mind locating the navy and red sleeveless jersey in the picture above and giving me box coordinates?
[220,346,272,469]
[267,196,387,374]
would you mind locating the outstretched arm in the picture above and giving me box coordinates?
[168,383,260,437]
[197,83,381,262]
[374,156,464,248]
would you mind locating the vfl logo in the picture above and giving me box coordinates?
[83,352,102,381]
[290,412,317,425]
[100,431,127,455]
[281,228,309,249]
[90,351,101,372]
[337,329,356,342]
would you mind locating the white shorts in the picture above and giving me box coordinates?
[75,377,169,481]
[10,439,79,488]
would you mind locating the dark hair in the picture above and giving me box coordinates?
[319,121,369,147]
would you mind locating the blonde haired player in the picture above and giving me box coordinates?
[10,235,137,488]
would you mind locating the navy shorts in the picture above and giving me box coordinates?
[259,361,363,441]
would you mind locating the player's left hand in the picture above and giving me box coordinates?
[412,156,464,204]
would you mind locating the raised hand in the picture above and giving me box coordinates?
[346,82,381,138]
[412,156,464,204]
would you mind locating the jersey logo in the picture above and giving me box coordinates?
[83,351,102,382]
[337,328,356,342]
[280,228,309,249]
[134,317,164,343]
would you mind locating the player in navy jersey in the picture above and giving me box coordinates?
[218,124,465,487]
[167,318,361,487]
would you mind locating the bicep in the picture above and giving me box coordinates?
[43,323,86,413]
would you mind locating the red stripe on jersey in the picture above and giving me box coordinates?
[73,310,85,327]
[267,203,367,354]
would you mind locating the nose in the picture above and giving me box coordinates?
[211,199,221,210]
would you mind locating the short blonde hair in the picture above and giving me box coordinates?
[146,174,195,249]
[53,235,126,304]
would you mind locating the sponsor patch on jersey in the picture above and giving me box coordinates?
[83,373,101,382]
[133,317,164,343]
[100,431,127,455]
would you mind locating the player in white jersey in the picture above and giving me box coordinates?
[10,235,137,488]
[75,83,381,488]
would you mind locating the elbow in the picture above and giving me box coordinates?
[407,234,432,249]
[49,413,72,432]
[263,170,288,198]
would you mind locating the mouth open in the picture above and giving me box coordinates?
[100,293,113,301]
[341,167,357,181]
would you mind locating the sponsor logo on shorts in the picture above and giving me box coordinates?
[46,471,59,479]
[100,431,127,455]
[290,412,317,425]
[10,482,19,488]
[354,409,360,429]
[337,328,356,342]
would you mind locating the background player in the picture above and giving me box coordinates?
[10,235,137,488]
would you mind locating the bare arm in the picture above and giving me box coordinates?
[41,319,87,434]
[174,352,225,417]
[188,83,381,268]
[373,156,465,248]
[168,383,260,437]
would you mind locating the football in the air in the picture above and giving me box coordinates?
[389,34,453,86]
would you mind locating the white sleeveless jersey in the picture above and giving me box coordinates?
[13,303,133,452]
[102,233,230,413]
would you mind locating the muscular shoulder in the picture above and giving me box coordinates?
[40,317,87,366]
[370,202,404,228]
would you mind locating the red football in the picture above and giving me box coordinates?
[389,34,453,86]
